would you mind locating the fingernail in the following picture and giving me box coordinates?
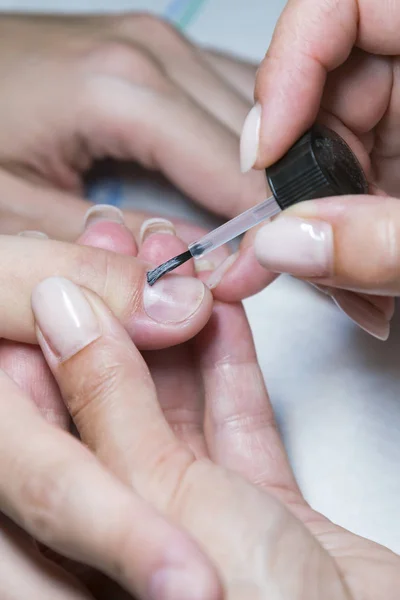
[331,289,390,341]
[143,276,205,324]
[254,216,333,277]
[18,230,48,239]
[150,566,214,600]
[32,277,100,360]
[240,103,261,173]
[84,204,124,229]
[206,253,239,289]
[140,218,175,244]
[194,259,215,274]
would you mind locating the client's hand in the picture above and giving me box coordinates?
[6,210,400,599]
[28,251,400,599]
[0,12,263,240]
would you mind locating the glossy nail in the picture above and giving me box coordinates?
[206,253,239,289]
[332,289,390,341]
[18,230,48,239]
[311,284,390,340]
[84,204,124,229]
[140,218,175,244]
[240,103,261,173]
[143,276,205,323]
[32,277,100,360]
[255,216,333,277]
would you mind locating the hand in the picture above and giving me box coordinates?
[211,0,400,339]
[0,212,224,599]
[0,12,265,241]
[29,245,400,599]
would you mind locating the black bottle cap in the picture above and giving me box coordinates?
[266,124,368,211]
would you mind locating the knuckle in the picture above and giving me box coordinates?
[66,347,131,423]
[82,38,169,91]
[70,245,142,324]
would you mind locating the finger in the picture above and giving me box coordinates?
[116,15,251,135]
[0,168,148,242]
[248,0,400,169]
[77,205,138,256]
[0,366,221,600]
[253,194,400,300]
[0,340,68,429]
[82,69,267,218]
[32,276,197,512]
[0,514,93,600]
[138,219,207,457]
[0,234,212,350]
[0,228,69,430]
[206,226,278,301]
[202,49,258,104]
[80,210,208,457]
[194,301,300,497]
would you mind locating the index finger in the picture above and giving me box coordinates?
[253,0,400,167]
[0,235,212,350]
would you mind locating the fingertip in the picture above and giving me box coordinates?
[210,246,278,302]
[79,220,138,255]
[79,205,138,256]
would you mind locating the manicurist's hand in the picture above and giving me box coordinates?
[213,0,400,340]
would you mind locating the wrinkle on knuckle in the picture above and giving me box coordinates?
[141,440,196,512]
[66,345,132,422]
[72,246,142,323]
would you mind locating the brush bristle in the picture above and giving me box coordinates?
[146,250,192,286]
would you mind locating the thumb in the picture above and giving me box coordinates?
[253,195,400,295]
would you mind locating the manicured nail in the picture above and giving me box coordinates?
[150,566,216,600]
[140,218,175,244]
[32,277,100,360]
[254,216,333,277]
[18,230,48,239]
[240,103,261,172]
[84,204,124,229]
[331,289,390,341]
[206,253,239,289]
[143,276,205,323]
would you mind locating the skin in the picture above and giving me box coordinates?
[0,217,398,599]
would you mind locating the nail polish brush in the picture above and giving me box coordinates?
[147,124,368,286]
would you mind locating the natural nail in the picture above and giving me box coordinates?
[194,259,215,274]
[18,230,48,239]
[32,277,100,360]
[206,253,239,289]
[84,204,124,229]
[331,289,390,341]
[143,276,205,324]
[240,103,261,173]
[254,216,333,277]
[140,218,176,244]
